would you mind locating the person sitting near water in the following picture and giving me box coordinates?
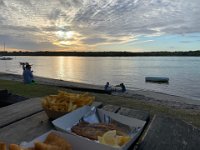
[120,83,126,92]
[22,63,35,84]
[104,82,112,92]
[115,83,126,92]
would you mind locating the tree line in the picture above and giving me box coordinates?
[0,50,200,56]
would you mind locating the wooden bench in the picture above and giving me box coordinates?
[138,115,200,150]
[118,107,150,122]
[0,100,102,143]
[1,98,199,150]
[0,98,42,128]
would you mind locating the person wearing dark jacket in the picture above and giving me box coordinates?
[120,83,126,92]
[115,83,126,92]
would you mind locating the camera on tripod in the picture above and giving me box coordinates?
[20,62,29,66]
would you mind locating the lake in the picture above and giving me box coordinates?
[0,56,200,100]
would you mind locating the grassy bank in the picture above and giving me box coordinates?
[0,79,63,98]
[1,79,200,128]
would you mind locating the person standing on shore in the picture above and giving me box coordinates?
[21,63,34,84]
[104,82,112,92]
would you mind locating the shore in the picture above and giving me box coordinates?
[0,72,200,110]
[0,72,200,128]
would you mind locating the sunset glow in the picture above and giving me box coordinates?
[56,31,74,40]
[0,0,200,52]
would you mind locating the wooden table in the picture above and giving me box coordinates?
[0,98,199,150]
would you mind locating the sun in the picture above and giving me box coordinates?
[65,31,74,39]
[54,30,84,47]
[56,31,74,39]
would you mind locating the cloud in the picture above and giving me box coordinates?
[0,0,200,51]
[128,39,154,45]
[48,9,62,20]
[42,26,72,32]
[82,37,108,45]
[0,0,5,6]
[0,34,58,51]
[1,25,40,32]
[180,41,192,43]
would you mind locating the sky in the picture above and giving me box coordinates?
[0,0,200,52]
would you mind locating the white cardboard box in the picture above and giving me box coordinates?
[52,106,146,150]
[22,130,125,150]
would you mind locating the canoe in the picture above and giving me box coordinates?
[145,77,169,83]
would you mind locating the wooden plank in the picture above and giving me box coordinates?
[0,98,43,128]
[117,107,149,150]
[118,107,150,121]
[138,115,200,150]
[0,111,53,144]
[102,105,120,113]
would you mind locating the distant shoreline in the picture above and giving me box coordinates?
[0,50,200,57]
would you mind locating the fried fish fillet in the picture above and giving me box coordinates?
[71,122,126,140]
[8,133,71,150]
[9,144,34,150]
[35,142,63,150]
[43,132,72,150]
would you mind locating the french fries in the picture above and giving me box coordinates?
[42,91,95,113]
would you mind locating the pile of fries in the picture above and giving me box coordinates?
[42,91,95,113]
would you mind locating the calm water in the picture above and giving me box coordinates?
[0,56,200,100]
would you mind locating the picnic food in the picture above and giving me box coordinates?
[0,142,6,150]
[42,91,94,114]
[71,122,127,140]
[2,132,72,150]
[9,144,34,150]
[34,132,72,150]
[98,130,131,147]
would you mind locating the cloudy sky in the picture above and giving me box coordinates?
[0,0,200,52]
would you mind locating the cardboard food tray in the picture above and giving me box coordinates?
[52,106,146,150]
[21,130,121,150]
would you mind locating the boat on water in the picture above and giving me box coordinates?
[145,77,169,83]
[0,56,13,60]
[0,42,13,60]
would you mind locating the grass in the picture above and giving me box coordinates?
[0,79,64,98]
[1,79,200,127]
[94,93,200,127]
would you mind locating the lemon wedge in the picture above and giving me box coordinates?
[116,136,132,146]
[98,130,131,147]
[102,130,118,147]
